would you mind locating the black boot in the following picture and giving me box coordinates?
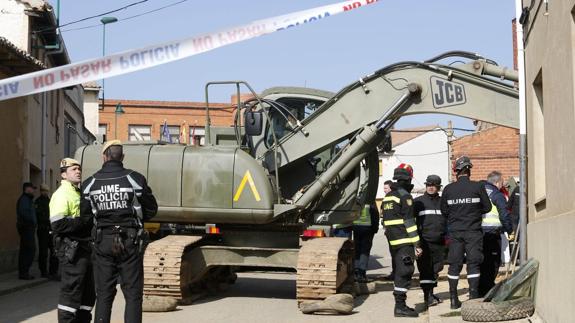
[468,276,480,300]
[394,303,418,317]
[450,291,462,309]
[425,288,439,307]
[394,294,418,318]
[448,278,461,309]
[469,289,480,300]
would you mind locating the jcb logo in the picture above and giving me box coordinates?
[430,76,466,109]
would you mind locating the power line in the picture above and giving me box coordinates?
[389,150,448,157]
[61,0,190,33]
[35,0,149,33]
[390,127,475,133]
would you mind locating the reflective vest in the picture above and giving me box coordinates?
[353,204,371,226]
[481,202,502,229]
[49,180,81,223]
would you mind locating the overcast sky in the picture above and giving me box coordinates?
[53,0,517,131]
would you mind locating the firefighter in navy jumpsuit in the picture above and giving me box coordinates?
[81,140,158,323]
[414,174,446,308]
[382,164,421,318]
[440,156,492,309]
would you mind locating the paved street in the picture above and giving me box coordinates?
[0,234,536,323]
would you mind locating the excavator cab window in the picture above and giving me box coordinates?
[265,107,298,147]
[264,98,323,147]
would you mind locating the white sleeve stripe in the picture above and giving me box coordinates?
[79,305,93,311]
[58,304,77,313]
[418,210,442,215]
[82,178,96,194]
[447,275,459,280]
[126,174,143,190]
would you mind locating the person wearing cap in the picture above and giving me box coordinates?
[81,140,157,323]
[414,175,446,308]
[478,171,513,297]
[381,163,421,318]
[50,157,95,322]
[35,184,58,278]
[16,182,37,280]
[440,156,491,309]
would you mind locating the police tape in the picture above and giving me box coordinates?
[0,0,379,102]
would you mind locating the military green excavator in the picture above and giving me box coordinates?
[75,51,519,305]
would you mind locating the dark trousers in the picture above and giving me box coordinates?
[18,227,36,277]
[391,244,415,305]
[353,225,374,273]
[416,240,445,290]
[93,233,144,323]
[479,232,502,296]
[447,231,483,295]
[58,247,96,323]
[37,227,58,276]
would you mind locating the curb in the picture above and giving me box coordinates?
[0,277,50,297]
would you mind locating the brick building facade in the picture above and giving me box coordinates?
[449,125,519,182]
[99,99,234,144]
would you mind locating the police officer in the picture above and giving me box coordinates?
[35,184,58,278]
[81,140,158,323]
[440,156,491,309]
[414,175,446,308]
[16,182,37,280]
[479,171,513,296]
[381,164,421,318]
[50,158,95,322]
[352,202,379,283]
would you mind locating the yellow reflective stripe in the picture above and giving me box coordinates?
[406,225,418,233]
[389,235,420,246]
[383,196,400,204]
[383,219,404,226]
[483,217,501,224]
[389,238,413,246]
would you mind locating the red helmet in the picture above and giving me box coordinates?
[393,163,413,181]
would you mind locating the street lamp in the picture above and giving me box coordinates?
[114,102,125,140]
[100,16,118,110]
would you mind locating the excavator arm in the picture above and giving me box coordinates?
[252,52,519,225]
[261,57,518,169]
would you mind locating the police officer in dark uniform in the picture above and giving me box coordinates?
[479,171,513,296]
[414,175,446,308]
[81,140,158,323]
[440,156,492,309]
[381,164,421,318]
[35,184,58,278]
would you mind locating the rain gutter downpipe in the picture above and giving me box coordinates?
[515,0,528,264]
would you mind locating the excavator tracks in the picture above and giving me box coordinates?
[296,237,354,304]
[143,235,203,300]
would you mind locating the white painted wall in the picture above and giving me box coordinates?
[377,128,449,199]
[0,0,32,50]
[83,86,100,137]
